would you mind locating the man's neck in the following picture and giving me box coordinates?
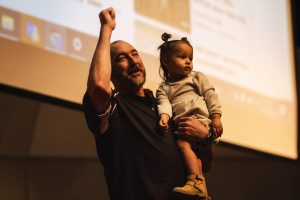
[136,87,145,97]
[117,87,145,97]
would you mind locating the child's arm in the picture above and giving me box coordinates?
[195,72,223,138]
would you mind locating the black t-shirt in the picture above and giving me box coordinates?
[82,91,185,200]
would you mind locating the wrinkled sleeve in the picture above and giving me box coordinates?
[82,92,114,136]
[156,83,173,118]
[195,72,222,116]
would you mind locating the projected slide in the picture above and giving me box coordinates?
[0,0,297,159]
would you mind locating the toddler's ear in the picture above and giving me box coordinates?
[162,57,168,66]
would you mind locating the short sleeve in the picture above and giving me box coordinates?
[82,92,115,136]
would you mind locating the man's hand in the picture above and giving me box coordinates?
[210,114,223,138]
[99,7,116,31]
[176,116,209,141]
[159,114,170,133]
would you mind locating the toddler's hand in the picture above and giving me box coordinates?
[159,114,170,134]
[210,114,223,138]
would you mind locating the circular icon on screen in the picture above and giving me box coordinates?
[72,37,82,52]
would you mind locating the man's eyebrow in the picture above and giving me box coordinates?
[115,53,125,58]
[113,52,126,61]
[114,49,138,59]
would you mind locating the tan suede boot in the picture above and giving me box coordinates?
[173,174,208,198]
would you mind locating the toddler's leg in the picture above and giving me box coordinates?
[176,139,200,175]
[173,139,208,198]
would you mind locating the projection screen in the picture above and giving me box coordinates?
[0,0,297,159]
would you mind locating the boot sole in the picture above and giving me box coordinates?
[172,191,211,200]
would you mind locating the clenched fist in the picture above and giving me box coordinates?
[99,7,116,31]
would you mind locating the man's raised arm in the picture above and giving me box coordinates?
[87,7,116,114]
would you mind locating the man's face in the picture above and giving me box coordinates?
[110,41,146,91]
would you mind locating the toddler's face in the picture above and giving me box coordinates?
[164,42,193,82]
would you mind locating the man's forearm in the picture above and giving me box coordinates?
[87,26,113,114]
[88,27,113,93]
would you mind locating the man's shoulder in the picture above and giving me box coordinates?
[82,90,118,108]
[82,91,93,112]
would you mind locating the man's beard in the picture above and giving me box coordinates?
[113,70,146,92]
